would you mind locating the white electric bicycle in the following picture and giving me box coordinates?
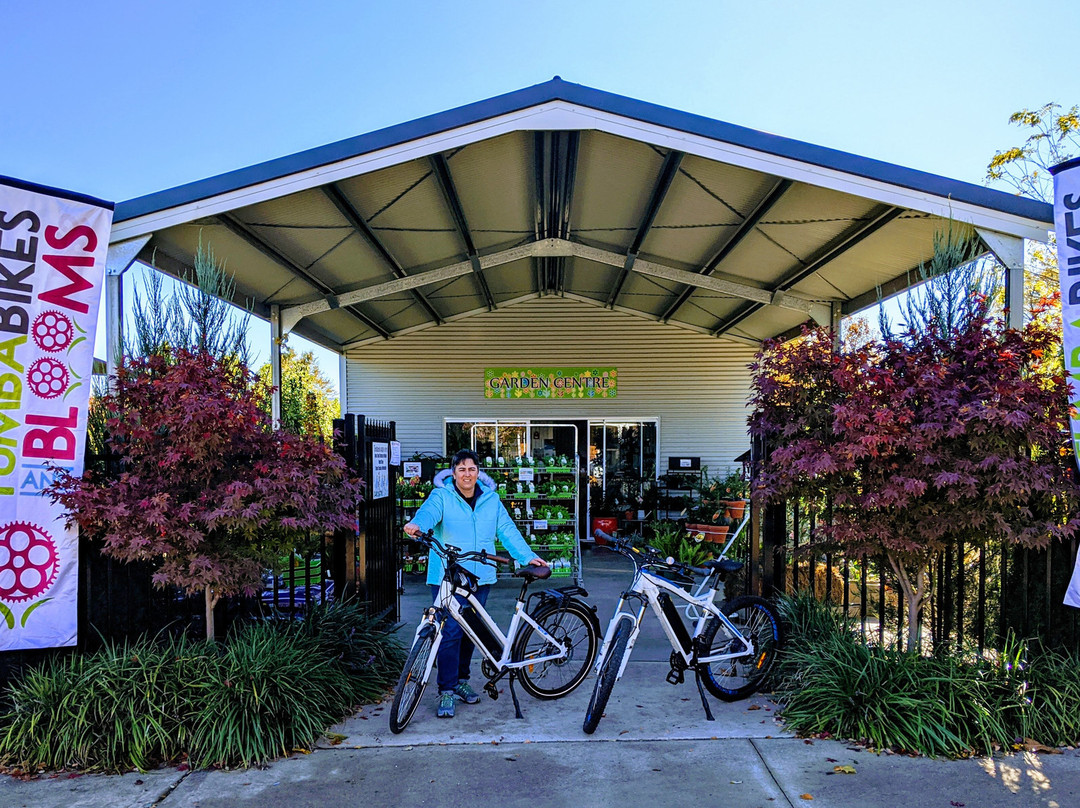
[583,529,782,734]
[389,530,600,733]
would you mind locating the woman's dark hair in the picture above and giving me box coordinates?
[451,449,481,469]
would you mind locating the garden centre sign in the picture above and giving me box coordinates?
[0,175,112,649]
[1051,157,1080,608]
[485,367,617,399]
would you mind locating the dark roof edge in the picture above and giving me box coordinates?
[1050,156,1080,176]
[2,173,114,211]
[114,77,1052,225]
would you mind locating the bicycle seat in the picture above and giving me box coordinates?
[703,559,744,573]
[514,565,553,581]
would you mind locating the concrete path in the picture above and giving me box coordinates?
[2,547,1078,808]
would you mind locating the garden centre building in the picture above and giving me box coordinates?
[104,78,1053,539]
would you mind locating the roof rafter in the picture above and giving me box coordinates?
[607,149,684,307]
[323,184,444,325]
[217,212,391,340]
[534,131,580,295]
[662,178,793,322]
[430,152,496,310]
[712,205,905,337]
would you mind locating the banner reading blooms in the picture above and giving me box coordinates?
[1051,157,1080,608]
[0,175,112,649]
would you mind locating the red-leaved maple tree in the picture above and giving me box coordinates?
[49,351,363,639]
[750,298,1080,651]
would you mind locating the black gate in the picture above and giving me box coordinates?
[332,414,399,620]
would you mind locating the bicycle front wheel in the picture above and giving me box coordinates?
[699,595,782,702]
[582,616,633,734]
[389,626,437,734]
[513,600,599,700]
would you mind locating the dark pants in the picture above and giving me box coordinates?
[431,584,491,693]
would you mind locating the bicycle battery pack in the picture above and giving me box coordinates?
[460,606,504,658]
[658,592,692,654]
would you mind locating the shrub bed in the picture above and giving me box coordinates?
[0,603,405,772]
[775,592,1080,758]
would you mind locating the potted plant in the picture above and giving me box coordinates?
[718,469,748,521]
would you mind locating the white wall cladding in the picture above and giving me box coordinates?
[345,297,757,474]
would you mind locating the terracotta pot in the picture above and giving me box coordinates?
[686,523,729,543]
[723,499,747,521]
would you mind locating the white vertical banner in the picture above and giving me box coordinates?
[0,175,112,648]
[1052,157,1080,608]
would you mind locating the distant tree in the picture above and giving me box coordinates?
[256,347,339,439]
[50,351,361,640]
[751,231,1080,652]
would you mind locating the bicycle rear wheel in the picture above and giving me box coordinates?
[389,626,437,734]
[699,595,782,702]
[582,616,633,734]
[513,600,599,699]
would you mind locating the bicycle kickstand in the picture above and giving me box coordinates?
[693,669,715,721]
[508,672,525,720]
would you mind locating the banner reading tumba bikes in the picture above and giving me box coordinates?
[0,175,112,649]
[1051,157,1080,608]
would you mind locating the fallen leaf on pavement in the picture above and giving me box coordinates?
[833,765,856,774]
[1021,738,1062,754]
[800,794,813,800]
[747,704,761,711]
[323,733,347,745]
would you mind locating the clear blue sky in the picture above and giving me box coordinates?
[1,0,1075,395]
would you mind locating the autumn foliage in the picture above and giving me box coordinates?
[49,351,362,637]
[750,298,1080,650]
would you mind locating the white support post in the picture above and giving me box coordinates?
[270,304,282,430]
[977,228,1026,331]
[104,235,152,388]
[831,301,843,352]
[339,353,348,415]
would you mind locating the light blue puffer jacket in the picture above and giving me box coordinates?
[409,470,539,586]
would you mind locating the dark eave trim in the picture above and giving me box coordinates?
[114,78,1051,226]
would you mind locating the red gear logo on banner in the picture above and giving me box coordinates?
[27,357,70,399]
[0,522,60,603]
[31,310,75,353]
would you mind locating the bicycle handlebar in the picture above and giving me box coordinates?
[404,529,513,567]
[594,529,701,580]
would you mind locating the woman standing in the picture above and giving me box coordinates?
[403,449,548,718]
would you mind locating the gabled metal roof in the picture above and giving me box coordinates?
[109,78,1052,352]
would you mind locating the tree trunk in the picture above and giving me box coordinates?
[204,586,219,642]
[887,553,932,653]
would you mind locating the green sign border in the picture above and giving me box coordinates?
[484,367,617,399]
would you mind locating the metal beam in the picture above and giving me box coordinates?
[282,237,834,333]
[218,213,391,339]
[607,150,684,307]
[713,205,904,337]
[533,131,580,295]
[662,178,792,322]
[430,153,496,310]
[323,184,443,324]
[977,228,1025,330]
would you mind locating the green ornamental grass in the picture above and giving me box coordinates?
[0,603,404,773]
[775,593,1080,758]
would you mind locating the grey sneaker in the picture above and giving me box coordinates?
[454,680,481,704]
[437,690,455,718]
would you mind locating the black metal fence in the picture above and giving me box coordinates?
[748,497,1080,654]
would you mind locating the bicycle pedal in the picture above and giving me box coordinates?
[666,668,685,685]
[484,681,499,701]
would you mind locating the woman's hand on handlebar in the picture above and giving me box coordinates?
[529,557,550,568]
[403,522,421,538]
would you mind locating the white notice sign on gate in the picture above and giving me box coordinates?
[372,442,389,499]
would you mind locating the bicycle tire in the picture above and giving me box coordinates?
[582,616,633,734]
[699,595,782,702]
[388,626,437,734]
[513,600,600,700]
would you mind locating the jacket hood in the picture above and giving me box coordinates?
[433,468,497,493]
